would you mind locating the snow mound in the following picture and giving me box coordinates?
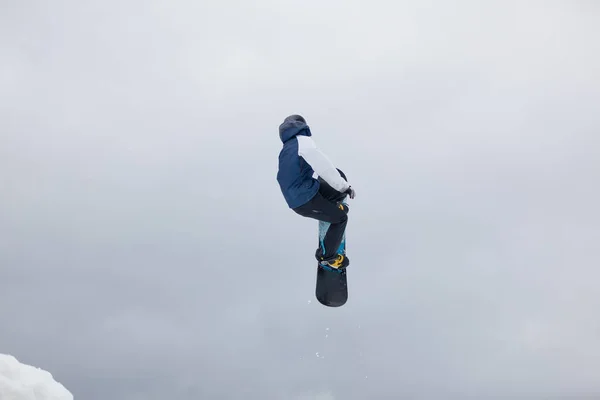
[0,354,73,400]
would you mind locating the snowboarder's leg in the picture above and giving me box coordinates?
[317,180,347,204]
[317,168,348,204]
[317,214,348,268]
[293,193,349,268]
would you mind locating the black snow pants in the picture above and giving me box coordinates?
[292,180,348,261]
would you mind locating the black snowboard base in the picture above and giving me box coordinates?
[315,265,348,307]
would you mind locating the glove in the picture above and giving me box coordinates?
[344,186,356,199]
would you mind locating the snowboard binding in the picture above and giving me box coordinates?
[316,249,349,271]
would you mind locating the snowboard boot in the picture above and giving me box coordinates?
[319,254,349,269]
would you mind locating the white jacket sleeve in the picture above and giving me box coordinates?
[296,135,350,193]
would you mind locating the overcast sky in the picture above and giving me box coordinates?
[1,0,599,399]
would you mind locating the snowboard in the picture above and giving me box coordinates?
[314,169,350,307]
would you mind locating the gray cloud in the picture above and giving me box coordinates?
[1,0,599,399]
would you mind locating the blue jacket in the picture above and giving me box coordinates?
[276,117,320,208]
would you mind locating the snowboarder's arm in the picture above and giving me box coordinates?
[296,135,350,193]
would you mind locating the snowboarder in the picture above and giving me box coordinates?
[276,114,356,269]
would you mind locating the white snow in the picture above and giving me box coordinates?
[0,354,73,400]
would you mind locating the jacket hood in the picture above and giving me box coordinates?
[279,115,311,143]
